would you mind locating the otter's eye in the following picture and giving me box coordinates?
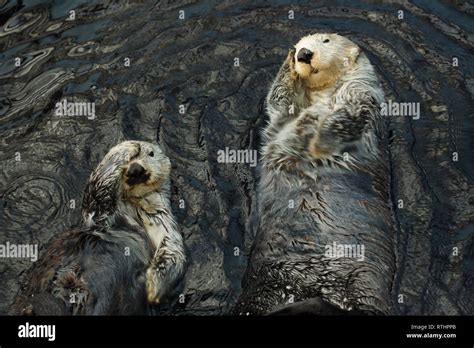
[149,151,154,157]
[323,39,330,43]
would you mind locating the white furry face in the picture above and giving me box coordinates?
[95,140,171,199]
[120,141,170,198]
[293,33,361,89]
[82,140,171,226]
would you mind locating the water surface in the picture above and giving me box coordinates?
[0,0,472,315]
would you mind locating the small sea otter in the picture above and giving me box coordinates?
[235,34,396,315]
[10,141,185,315]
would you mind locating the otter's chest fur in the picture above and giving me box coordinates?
[307,86,337,107]
[122,191,171,250]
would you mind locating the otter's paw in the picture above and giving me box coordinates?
[287,49,298,81]
[145,267,161,304]
[309,109,364,159]
[308,139,333,159]
[277,49,297,82]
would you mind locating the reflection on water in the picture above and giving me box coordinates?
[0,0,472,315]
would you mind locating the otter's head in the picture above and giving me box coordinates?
[293,33,361,90]
[82,141,171,224]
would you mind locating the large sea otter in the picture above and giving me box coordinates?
[235,33,396,315]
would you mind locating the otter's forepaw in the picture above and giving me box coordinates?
[145,267,161,304]
[308,124,341,159]
[309,109,365,159]
[277,49,297,83]
[287,49,298,81]
[308,139,334,159]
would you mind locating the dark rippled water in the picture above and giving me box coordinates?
[0,0,472,315]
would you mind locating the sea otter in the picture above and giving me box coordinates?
[234,33,396,315]
[10,141,186,315]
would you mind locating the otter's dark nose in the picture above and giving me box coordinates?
[297,48,313,64]
[126,163,149,185]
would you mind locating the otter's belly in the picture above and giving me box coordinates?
[236,158,396,315]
